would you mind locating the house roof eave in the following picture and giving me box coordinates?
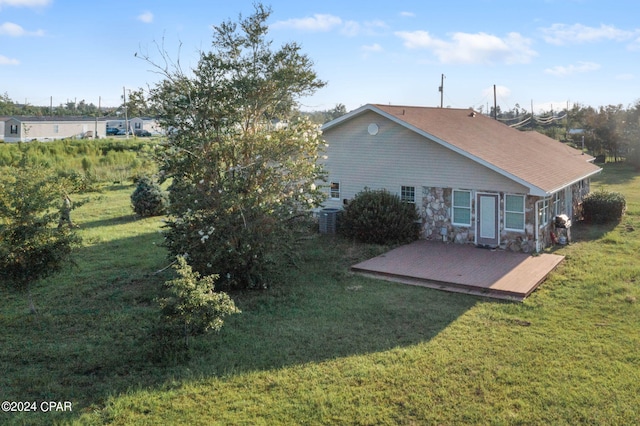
[321,104,374,132]
[543,167,603,196]
[361,105,552,195]
[324,104,602,197]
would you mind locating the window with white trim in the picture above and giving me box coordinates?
[452,190,472,226]
[539,198,549,225]
[553,192,562,216]
[401,186,415,204]
[330,182,340,200]
[505,194,525,231]
[10,124,18,134]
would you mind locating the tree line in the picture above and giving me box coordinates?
[4,86,639,164]
[488,102,640,163]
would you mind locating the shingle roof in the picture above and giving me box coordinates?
[323,104,601,196]
[8,116,107,122]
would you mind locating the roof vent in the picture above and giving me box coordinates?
[469,111,477,117]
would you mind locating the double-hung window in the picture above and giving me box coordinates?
[553,192,562,216]
[539,198,550,225]
[401,186,415,204]
[329,182,340,200]
[452,190,472,226]
[505,194,525,231]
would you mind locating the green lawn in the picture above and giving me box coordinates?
[1,164,639,425]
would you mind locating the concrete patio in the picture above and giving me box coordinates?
[351,240,565,301]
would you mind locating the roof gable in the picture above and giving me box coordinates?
[322,104,601,196]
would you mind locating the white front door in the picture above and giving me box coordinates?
[477,194,499,247]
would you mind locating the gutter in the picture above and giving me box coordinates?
[534,199,542,253]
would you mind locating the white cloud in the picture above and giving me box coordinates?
[482,85,511,99]
[0,0,50,7]
[0,54,19,65]
[341,19,387,37]
[272,14,342,32]
[137,11,154,24]
[0,21,44,36]
[362,43,383,53]
[540,23,636,45]
[533,101,568,114]
[544,61,601,76]
[341,20,360,37]
[273,14,386,37]
[615,73,634,81]
[395,30,537,64]
[360,43,383,59]
[399,11,415,18]
[628,35,640,51]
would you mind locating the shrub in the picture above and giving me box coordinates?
[157,256,240,347]
[0,161,81,313]
[582,190,626,224]
[341,188,420,245]
[131,176,169,217]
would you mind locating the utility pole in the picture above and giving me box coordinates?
[493,84,497,120]
[123,87,129,140]
[438,74,445,108]
[95,96,101,139]
[531,99,534,129]
[564,101,569,140]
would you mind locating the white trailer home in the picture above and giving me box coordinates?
[3,116,107,142]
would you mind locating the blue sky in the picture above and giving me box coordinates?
[1,0,639,113]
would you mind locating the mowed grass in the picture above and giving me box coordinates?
[1,163,639,425]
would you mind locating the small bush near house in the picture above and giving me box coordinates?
[582,190,626,224]
[341,188,420,245]
[131,176,169,217]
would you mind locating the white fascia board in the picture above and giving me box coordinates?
[321,104,376,132]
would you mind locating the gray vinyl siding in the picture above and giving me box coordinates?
[321,111,528,209]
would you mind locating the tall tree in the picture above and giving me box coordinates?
[123,88,153,118]
[0,92,19,115]
[146,4,327,289]
[584,105,624,160]
[623,100,640,169]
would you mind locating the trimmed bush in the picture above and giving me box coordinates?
[131,176,169,217]
[582,190,626,224]
[341,188,420,245]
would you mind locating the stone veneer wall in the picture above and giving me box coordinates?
[502,194,537,253]
[421,182,592,253]
[421,187,475,245]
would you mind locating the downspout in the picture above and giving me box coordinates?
[534,199,542,253]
